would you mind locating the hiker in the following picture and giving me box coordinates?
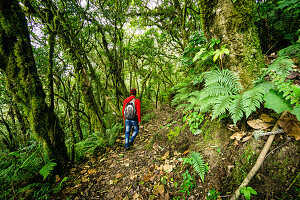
[122,88,141,150]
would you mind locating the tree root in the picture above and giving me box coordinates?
[230,111,288,200]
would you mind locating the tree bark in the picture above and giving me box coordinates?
[0,0,68,170]
[199,0,264,88]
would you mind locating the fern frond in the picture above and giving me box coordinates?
[200,83,234,99]
[229,95,244,124]
[241,87,264,118]
[254,81,275,94]
[39,161,57,180]
[189,152,206,183]
[212,95,235,120]
[204,69,242,94]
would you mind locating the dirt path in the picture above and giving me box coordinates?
[53,105,200,200]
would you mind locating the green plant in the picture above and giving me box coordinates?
[207,188,221,200]
[183,152,208,183]
[240,187,257,200]
[52,176,68,193]
[168,126,181,142]
[185,69,266,124]
[39,160,57,180]
[183,112,204,134]
[180,170,195,196]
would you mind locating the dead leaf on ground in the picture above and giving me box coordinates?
[230,132,246,141]
[80,170,87,174]
[123,196,129,200]
[278,112,300,140]
[130,174,137,180]
[227,124,239,131]
[81,176,89,182]
[182,150,189,155]
[242,135,253,142]
[162,162,175,173]
[87,169,97,174]
[153,184,164,195]
[115,173,123,179]
[161,151,170,160]
[247,119,271,130]
[260,114,275,123]
[132,193,144,200]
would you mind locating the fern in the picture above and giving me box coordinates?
[241,87,265,118]
[39,160,57,180]
[230,95,245,124]
[189,152,206,183]
[204,69,242,94]
[212,95,234,120]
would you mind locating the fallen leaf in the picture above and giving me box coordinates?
[87,169,97,174]
[260,114,274,123]
[182,150,189,155]
[227,124,239,131]
[109,180,114,185]
[132,193,144,200]
[163,162,175,173]
[130,174,137,180]
[230,132,246,141]
[153,185,164,195]
[278,112,300,140]
[81,176,89,182]
[115,173,123,179]
[80,170,87,174]
[247,119,271,130]
[242,135,252,142]
[161,151,170,160]
[123,196,129,200]
[55,175,60,183]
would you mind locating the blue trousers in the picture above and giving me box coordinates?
[125,120,139,148]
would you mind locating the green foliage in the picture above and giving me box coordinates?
[106,123,123,146]
[264,90,292,113]
[207,188,221,200]
[175,69,265,124]
[180,170,195,196]
[255,0,300,52]
[74,133,105,161]
[168,126,181,142]
[39,160,57,180]
[260,45,300,119]
[240,186,257,200]
[183,112,204,134]
[183,152,208,183]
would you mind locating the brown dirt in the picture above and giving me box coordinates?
[51,104,300,200]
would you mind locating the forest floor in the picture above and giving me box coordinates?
[52,104,215,200]
[52,104,299,200]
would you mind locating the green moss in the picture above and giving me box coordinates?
[229,0,256,32]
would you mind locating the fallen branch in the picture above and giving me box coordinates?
[230,111,288,200]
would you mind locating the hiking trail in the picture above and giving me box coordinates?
[53,104,204,199]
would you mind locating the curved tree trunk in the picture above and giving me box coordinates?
[0,0,68,170]
[199,0,264,88]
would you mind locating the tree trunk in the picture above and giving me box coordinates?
[0,0,68,170]
[199,0,264,88]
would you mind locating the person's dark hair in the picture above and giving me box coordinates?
[130,88,136,96]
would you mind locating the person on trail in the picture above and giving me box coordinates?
[122,88,141,150]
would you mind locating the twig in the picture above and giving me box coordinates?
[230,111,288,200]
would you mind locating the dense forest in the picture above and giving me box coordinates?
[0,0,299,199]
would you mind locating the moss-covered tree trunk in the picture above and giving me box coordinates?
[199,0,264,88]
[0,0,68,169]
